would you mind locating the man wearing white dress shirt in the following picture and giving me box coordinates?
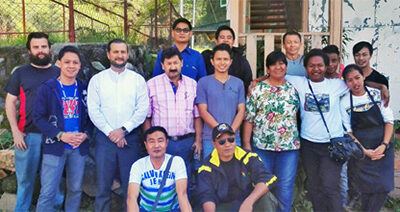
[87,39,149,212]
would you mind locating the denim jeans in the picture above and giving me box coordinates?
[14,132,41,211]
[36,149,86,212]
[253,148,299,212]
[202,135,241,159]
[95,130,142,212]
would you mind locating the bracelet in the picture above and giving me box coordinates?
[57,131,63,141]
[381,142,389,150]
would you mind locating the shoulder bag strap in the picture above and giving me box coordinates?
[151,156,174,212]
[307,80,331,138]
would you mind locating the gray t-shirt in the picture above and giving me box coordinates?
[196,75,245,140]
[287,56,307,77]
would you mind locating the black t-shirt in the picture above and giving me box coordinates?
[4,64,60,133]
[365,69,389,89]
[220,159,244,203]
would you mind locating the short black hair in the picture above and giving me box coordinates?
[144,126,169,141]
[26,32,51,50]
[283,31,301,43]
[353,41,373,56]
[323,45,340,56]
[161,47,182,63]
[215,25,235,40]
[303,48,329,67]
[172,18,192,30]
[342,64,364,82]
[266,51,287,68]
[211,43,233,59]
[58,45,81,61]
[107,38,128,52]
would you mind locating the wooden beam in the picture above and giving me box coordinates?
[230,0,240,46]
[264,34,275,70]
[302,0,309,32]
[329,0,343,51]
[246,34,257,79]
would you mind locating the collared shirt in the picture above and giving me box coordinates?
[147,73,199,137]
[87,68,149,135]
[152,45,207,81]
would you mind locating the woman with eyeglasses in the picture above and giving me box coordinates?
[340,64,394,212]
[243,51,300,212]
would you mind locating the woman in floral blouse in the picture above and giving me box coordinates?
[243,51,299,212]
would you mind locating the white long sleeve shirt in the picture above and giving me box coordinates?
[87,68,149,135]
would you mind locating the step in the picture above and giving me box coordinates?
[251,16,286,23]
[250,22,288,30]
[251,9,286,16]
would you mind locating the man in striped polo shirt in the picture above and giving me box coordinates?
[127,126,191,211]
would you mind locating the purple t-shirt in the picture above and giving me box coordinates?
[195,75,245,140]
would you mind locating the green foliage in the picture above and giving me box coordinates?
[292,159,313,212]
[0,131,13,150]
[385,196,400,211]
[76,27,119,43]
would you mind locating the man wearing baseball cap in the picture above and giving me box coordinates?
[197,123,277,211]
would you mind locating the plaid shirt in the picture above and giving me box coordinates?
[147,74,199,136]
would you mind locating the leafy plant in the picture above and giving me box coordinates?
[0,131,13,150]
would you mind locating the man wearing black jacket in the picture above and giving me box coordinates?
[202,25,253,95]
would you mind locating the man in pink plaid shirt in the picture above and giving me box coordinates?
[143,47,202,189]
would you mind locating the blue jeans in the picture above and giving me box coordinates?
[14,133,41,211]
[167,136,195,191]
[253,148,299,212]
[95,130,142,212]
[36,149,86,212]
[202,135,241,159]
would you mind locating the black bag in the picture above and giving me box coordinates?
[307,80,364,164]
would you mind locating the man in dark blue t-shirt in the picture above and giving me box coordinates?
[34,46,91,211]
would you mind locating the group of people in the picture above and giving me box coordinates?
[4,16,394,212]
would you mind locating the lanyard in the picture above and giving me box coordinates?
[58,79,78,118]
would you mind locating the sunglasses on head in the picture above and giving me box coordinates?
[217,136,235,145]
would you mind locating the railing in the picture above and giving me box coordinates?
[238,32,330,78]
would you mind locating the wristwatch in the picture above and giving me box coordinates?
[121,126,129,136]
[381,142,389,150]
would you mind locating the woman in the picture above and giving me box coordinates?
[282,48,349,211]
[340,64,394,212]
[243,51,300,212]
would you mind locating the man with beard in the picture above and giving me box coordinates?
[4,32,60,211]
[87,39,149,212]
[143,47,202,190]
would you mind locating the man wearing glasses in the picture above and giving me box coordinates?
[197,123,277,212]
[152,18,206,81]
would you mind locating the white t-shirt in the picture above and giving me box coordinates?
[340,86,393,132]
[286,76,348,143]
[129,154,187,211]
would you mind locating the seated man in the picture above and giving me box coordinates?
[197,123,277,212]
[127,126,192,212]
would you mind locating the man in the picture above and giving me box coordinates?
[127,126,192,212]
[323,44,342,79]
[34,46,90,211]
[282,31,307,76]
[4,32,60,211]
[202,25,253,94]
[152,18,207,81]
[87,39,149,211]
[144,47,202,183]
[353,41,389,88]
[197,123,276,212]
[196,44,245,158]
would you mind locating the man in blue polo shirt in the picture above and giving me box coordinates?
[152,18,206,81]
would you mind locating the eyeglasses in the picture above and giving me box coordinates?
[174,28,190,33]
[217,137,236,145]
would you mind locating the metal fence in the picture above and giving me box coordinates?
[0,0,179,45]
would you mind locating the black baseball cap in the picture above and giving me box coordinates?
[212,123,234,141]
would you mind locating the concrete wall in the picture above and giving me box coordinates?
[308,0,400,118]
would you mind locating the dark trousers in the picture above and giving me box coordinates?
[94,129,142,212]
[361,192,388,212]
[300,138,342,212]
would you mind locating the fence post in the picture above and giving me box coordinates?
[22,0,26,35]
[154,0,158,47]
[124,0,128,40]
[68,0,76,42]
